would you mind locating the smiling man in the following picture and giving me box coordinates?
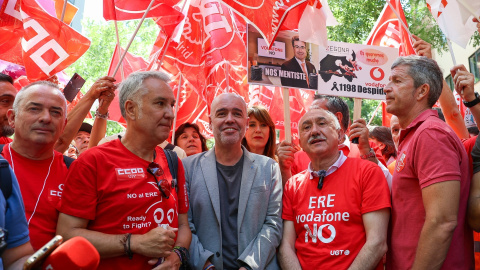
[385,56,472,270]
[183,93,282,270]
[278,108,390,270]
[57,71,191,269]
[280,36,317,89]
[0,81,69,251]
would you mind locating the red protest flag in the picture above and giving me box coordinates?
[0,0,24,65]
[107,44,148,83]
[1,0,91,81]
[365,0,415,56]
[221,0,307,47]
[103,0,181,21]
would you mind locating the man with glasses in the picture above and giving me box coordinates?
[57,71,191,269]
[183,93,282,270]
[278,108,390,269]
[280,36,317,89]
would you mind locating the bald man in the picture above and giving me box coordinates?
[183,93,283,270]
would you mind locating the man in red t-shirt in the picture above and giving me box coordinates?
[279,108,391,270]
[57,71,191,270]
[385,56,473,269]
[278,95,391,188]
[0,81,68,251]
[0,73,16,144]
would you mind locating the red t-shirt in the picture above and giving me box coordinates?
[58,139,189,270]
[283,158,391,269]
[292,140,386,175]
[0,136,12,144]
[387,110,473,270]
[1,143,68,250]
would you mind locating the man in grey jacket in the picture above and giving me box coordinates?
[182,93,282,270]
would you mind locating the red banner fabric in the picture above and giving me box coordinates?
[103,0,181,21]
[0,0,90,81]
[221,0,307,47]
[365,0,415,57]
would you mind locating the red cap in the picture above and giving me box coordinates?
[42,236,100,270]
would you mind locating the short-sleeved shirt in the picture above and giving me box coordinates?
[387,109,473,270]
[0,160,29,269]
[1,144,68,251]
[283,157,391,269]
[58,139,189,270]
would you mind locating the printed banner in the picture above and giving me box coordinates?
[316,41,398,100]
[247,24,399,100]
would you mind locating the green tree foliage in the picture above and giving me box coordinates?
[65,18,159,135]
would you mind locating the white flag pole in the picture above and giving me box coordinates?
[112,0,156,77]
[282,87,291,143]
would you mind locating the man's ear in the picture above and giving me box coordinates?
[6,109,15,128]
[335,112,343,129]
[416,83,430,103]
[124,100,137,120]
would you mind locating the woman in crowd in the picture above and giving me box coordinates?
[242,105,277,160]
[174,122,208,156]
[369,126,397,166]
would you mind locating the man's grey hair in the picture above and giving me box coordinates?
[13,81,66,115]
[119,71,171,118]
[301,107,342,131]
[391,55,443,107]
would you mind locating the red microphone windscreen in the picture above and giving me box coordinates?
[42,236,100,270]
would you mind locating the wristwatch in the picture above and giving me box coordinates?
[463,92,480,108]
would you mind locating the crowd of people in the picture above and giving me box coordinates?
[1,24,480,270]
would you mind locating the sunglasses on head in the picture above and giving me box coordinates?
[147,162,174,199]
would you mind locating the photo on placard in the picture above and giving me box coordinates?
[247,24,320,91]
[316,41,398,100]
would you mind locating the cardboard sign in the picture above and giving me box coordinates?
[247,24,399,100]
[317,41,398,100]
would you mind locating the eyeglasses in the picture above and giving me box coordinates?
[147,162,176,199]
[294,45,306,50]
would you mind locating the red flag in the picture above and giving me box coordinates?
[103,0,181,21]
[381,101,392,127]
[0,0,90,81]
[0,0,25,65]
[107,44,148,123]
[107,44,148,82]
[365,0,415,56]
[221,0,307,47]
[247,85,314,144]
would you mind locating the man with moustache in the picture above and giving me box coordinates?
[278,108,390,269]
[183,93,282,270]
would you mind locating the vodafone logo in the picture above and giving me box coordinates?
[116,168,146,180]
[370,67,385,81]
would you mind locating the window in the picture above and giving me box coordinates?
[469,48,480,83]
[445,74,454,91]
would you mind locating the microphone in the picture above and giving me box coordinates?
[42,236,100,270]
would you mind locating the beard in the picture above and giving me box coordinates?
[0,124,14,137]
